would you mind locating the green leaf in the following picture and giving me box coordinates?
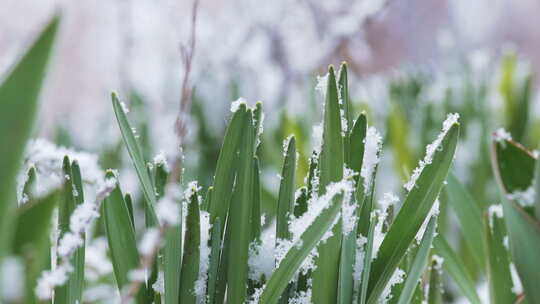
[112,93,158,224]
[179,186,201,304]
[163,191,182,304]
[501,195,540,303]
[338,62,353,135]
[207,217,222,304]
[444,173,485,268]
[396,216,437,304]
[251,158,262,244]
[208,104,247,233]
[102,171,141,293]
[0,15,59,258]
[12,191,59,303]
[427,260,443,304]
[367,123,459,303]
[346,113,367,179]
[276,136,296,241]
[226,112,255,304]
[485,210,514,304]
[358,199,376,304]
[313,65,344,304]
[54,157,85,304]
[259,186,348,304]
[433,236,480,304]
[491,137,535,195]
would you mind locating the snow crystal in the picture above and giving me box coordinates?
[509,263,523,294]
[152,271,164,294]
[372,210,387,259]
[507,186,535,207]
[378,192,399,211]
[195,211,212,300]
[341,183,356,236]
[503,236,509,249]
[184,181,202,201]
[381,268,406,301]
[153,151,169,172]
[404,113,459,192]
[57,232,84,257]
[432,254,444,270]
[230,97,246,112]
[361,127,382,193]
[17,139,105,203]
[315,73,328,97]
[352,235,367,283]
[138,228,161,256]
[120,101,130,114]
[493,128,512,143]
[487,204,503,229]
[35,266,69,300]
[248,228,275,281]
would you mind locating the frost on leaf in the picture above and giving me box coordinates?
[493,128,512,143]
[506,186,535,207]
[404,113,459,192]
[230,97,246,112]
[361,126,382,193]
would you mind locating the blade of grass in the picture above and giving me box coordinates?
[112,93,158,224]
[427,260,443,304]
[485,210,514,304]
[0,15,59,259]
[206,217,222,304]
[276,136,296,241]
[500,195,540,303]
[226,112,255,304]
[313,65,344,304]
[367,123,459,303]
[102,171,141,298]
[54,157,85,304]
[208,104,247,233]
[179,186,201,304]
[396,216,437,304]
[259,186,348,304]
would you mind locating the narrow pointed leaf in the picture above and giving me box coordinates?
[276,136,296,241]
[259,188,347,304]
[102,171,140,292]
[485,211,514,304]
[500,196,540,304]
[179,187,201,304]
[313,65,344,304]
[226,113,255,304]
[0,15,59,258]
[367,123,459,303]
[112,93,158,223]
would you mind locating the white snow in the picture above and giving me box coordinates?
[361,126,382,193]
[230,97,246,112]
[493,128,512,143]
[195,211,212,300]
[487,204,503,229]
[507,186,535,207]
[509,263,523,294]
